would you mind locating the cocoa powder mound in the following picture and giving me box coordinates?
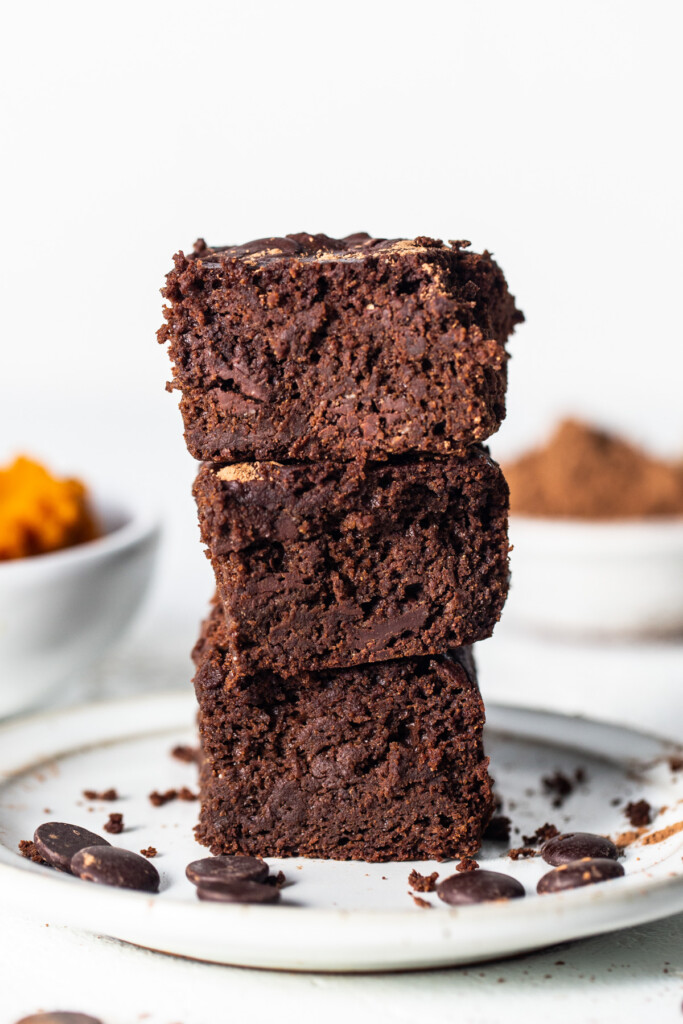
[504,420,683,519]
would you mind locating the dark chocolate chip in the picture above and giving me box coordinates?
[437,869,525,906]
[541,832,619,866]
[71,845,160,893]
[186,855,269,887]
[15,1015,103,1024]
[33,822,110,873]
[196,880,280,903]
[537,857,625,894]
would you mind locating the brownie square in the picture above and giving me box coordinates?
[193,605,493,862]
[158,233,523,462]
[193,448,509,675]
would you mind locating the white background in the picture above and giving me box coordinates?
[1,2,682,1021]
[1,0,682,455]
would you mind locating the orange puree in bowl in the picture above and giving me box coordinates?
[0,456,99,561]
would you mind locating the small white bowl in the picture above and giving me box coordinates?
[0,499,160,717]
[505,514,683,638]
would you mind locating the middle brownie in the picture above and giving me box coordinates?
[193,446,509,675]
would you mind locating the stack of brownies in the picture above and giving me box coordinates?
[159,233,523,862]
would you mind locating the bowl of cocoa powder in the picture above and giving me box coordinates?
[502,420,683,637]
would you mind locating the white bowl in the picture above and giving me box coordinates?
[505,514,683,638]
[0,499,160,717]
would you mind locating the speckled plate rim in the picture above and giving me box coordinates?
[0,691,682,973]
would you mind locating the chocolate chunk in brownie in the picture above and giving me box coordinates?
[193,605,493,862]
[158,234,523,462]
[192,450,509,674]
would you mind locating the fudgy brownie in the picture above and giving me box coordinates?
[193,605,493,861]
[158,233,523,462]
[193,448,509,674]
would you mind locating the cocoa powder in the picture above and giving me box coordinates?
[505,419,683,519]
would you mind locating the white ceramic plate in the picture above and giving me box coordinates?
[0,692,681,973]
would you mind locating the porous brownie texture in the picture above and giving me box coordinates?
[193,605,494,861]
[158,233,523,462]
[193,448,509,673]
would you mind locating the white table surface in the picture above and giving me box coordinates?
[1,401,682,1023]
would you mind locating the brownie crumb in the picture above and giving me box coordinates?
[456,857,479,872]
[171,745,200,764]
[483,815,511,842]
[177,787,198,801]
[522,823,559,846]
[18,839,49,865]
[408,869,439,892]
[140,846,157,858]
[82,788,118,801]
[508,846,538,860]
[149,789,178,806]
[411,894,433,909]
[264,870,287,888]
[624,800,652,827]
[668,756,683,772]
[103,812,124,834]
[542,771,574,807]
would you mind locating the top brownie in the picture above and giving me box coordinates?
[158,233,523,462]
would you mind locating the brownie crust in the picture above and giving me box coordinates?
[192,449,510,674]
[193,605,494,862]
[159,233,523,462]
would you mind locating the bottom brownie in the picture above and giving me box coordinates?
[192,605,493,861]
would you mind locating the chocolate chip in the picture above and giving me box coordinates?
[196,880,280,903]
[186,855,269,887]
[71,845,160,893]
[537,857,625,894]
[14,1015,103,1024]
[437,869,525,905]
[33,823,111,873]
[541,832,619,866]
